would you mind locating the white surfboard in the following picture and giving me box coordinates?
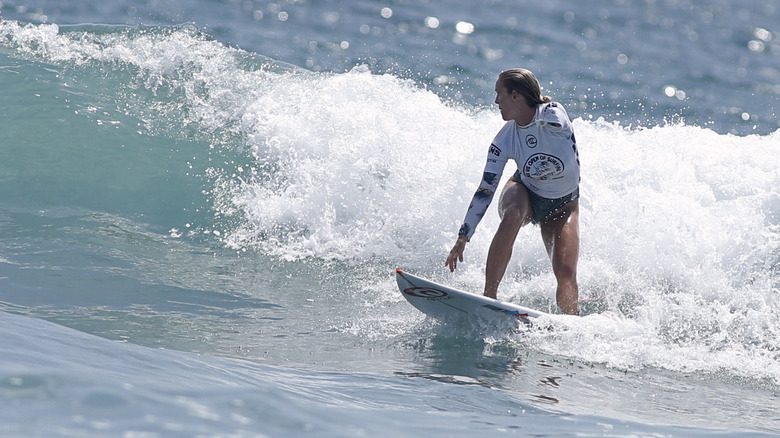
[395,268,549,324]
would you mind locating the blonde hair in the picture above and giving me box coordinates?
[498,68,551,106]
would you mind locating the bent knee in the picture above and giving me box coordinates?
[499,207,529,229]
[552,263,577,282]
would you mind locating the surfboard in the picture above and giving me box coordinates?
[395,268,549,324]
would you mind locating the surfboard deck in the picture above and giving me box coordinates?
[395,268,550,324]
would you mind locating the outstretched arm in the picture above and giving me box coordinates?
[444,171,502,272]
[444,131,510,271]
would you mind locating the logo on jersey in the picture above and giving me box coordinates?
[525,134,537,148]
[523,153,564,180]
[489,144,501,157]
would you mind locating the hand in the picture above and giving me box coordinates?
[445,236,468,272]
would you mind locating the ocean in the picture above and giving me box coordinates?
[1,0,779,436]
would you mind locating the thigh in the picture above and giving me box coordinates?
[498,177,533,226]
[540,200,579,268]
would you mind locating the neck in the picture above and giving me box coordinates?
[514,106,536,126]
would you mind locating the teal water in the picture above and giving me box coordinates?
[1,1,779,436]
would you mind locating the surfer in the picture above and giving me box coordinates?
[445,68,581,315]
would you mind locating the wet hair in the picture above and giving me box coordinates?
[498,68,551,106]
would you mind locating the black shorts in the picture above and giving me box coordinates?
[527,187,579,224]
[513,171,579,224]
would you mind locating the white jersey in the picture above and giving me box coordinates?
[458,102,580,239]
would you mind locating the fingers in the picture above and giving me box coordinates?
[445,246,465,272]
[447,259,457,272]
[445,254,455,272]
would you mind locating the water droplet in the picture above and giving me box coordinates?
[455,21,474,34]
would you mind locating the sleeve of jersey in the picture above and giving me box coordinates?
[538,102,570,132]
[457,144,508,240]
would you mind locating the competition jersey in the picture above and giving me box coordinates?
[458,102,580,239]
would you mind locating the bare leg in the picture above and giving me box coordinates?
[540,200,580,315]
[484,178,532,299]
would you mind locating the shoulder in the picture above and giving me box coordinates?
[486,121,517,163]
[492,120,516,142]
[538,102,571,131]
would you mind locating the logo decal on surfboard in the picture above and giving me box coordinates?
[403,287,449,299]
[482,304,530,319]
